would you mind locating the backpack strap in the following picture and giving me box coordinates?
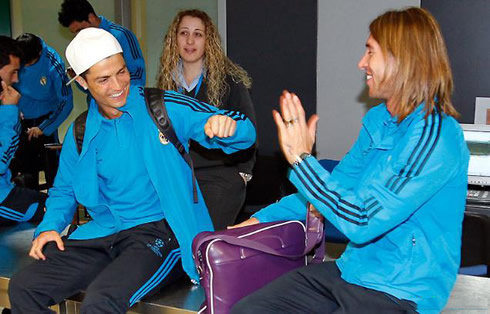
[144,88,198,203]
[73,110,88,154]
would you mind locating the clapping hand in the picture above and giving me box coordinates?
[272,91,319,165]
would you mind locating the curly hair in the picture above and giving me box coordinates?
[156,9,251,107]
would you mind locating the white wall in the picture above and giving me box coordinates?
[316,0,420,160]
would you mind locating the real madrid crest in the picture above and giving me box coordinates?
[40,76,47,86]
[159,130,169,145]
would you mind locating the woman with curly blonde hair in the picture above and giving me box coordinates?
[156,9,257,230]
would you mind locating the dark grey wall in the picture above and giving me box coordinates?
[226,0,317,155]
[422,0,490,123]
[0,0,11,36]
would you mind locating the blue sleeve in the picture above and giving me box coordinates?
[34,124,78,238]
[38,55,74,136]
[252,193,308,222]
[287,113,467,245]
[111,26,146,86]
[0,105,20,175]
[165,91,256,153]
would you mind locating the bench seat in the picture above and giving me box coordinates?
[1,224,488,313]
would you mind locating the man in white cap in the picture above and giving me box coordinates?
[8,28,256,313]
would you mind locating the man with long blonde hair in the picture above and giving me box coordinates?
[231,7,468,313]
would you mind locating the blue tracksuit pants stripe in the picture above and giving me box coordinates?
[129,248,182,305]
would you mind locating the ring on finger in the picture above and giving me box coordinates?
[284,117,298,128]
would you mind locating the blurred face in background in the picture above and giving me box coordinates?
[0,55,20,85]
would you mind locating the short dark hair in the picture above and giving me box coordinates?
[58,0,96,27]
[16,33,43,65]
[0,36,22,69]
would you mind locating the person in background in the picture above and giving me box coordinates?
[58,0,146,86]
[0,36,46,225]
[157,9,257,230]
[8,28,256,313]
[9,33,73,190]
[231,7,469,313]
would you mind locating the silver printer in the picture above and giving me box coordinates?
[461,124,490,206]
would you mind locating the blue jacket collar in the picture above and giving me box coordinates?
[98,15,109,29]
[363,103,426,150]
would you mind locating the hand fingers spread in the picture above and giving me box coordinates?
[56,237,65,251]
[286,92,301,125]
[29,241,45,260]
[272,109,287,134]
[280,91,294,122]
[290,94,306,129]
[307,114,319,142]
[29,245,39,260]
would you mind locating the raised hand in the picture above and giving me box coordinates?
[272,91,319,165]
[0,80,21,105]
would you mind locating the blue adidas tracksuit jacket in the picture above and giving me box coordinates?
[0,105,20,203]
[34,85,256,281]
[254,104,469,313]
[0,104,43,221]
[99,16,146,86]
[14,39,73,136]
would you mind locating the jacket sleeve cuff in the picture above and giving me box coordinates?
[289,155,331,191]
[34,221,65,239]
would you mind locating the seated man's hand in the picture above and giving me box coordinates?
[29,231,64,261]
[308,204,323,219]
[0,81,21,105]
[204,115,237,139]
[27,127,44,141]
[227,217,260,229]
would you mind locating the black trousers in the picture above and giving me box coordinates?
[0,186,46,225]
[9,115,59,190]
[231,262,417,314]
[196,167,246,230]
[8,219,184,314]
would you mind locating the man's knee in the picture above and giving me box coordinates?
[8,270,31,299]
[8,269,48,311]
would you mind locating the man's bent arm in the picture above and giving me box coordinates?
[34,124,78,238]
[164,91,256,153]
[0,105,20,175]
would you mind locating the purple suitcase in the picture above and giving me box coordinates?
[192,206,325,314]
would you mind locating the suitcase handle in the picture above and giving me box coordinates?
[195,203,325,262]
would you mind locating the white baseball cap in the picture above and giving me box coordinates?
[65,27,122,85]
